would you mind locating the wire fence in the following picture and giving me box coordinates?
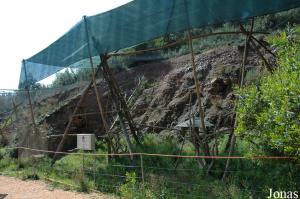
[1,146,298,198]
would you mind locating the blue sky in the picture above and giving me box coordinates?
[0,0,131,89]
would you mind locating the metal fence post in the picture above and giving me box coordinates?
[82,153,85,181]
[140,154,145,184]
[93,150,96,187]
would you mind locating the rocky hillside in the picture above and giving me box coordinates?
[12,43,274,152]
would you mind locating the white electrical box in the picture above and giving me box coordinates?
[77,134,95,151]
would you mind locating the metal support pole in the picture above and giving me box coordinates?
[93,149,96,186]
[82,153,85,182]
[140,154,145,184]
[23,60,38,135]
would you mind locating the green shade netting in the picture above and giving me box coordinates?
[19,0,300,84]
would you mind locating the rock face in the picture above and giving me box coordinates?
[129,45,265,134]
[13,45,271,152]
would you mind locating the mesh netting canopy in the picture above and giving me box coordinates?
[19,0,300,84]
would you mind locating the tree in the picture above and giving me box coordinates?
[51,68,93,87]
[235,26,300,156]
[18,73,42,90]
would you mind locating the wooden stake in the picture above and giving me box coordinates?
[249,39,274,73]
[100,59,135,160]
[187,31,206,134]
[83,16,113,161]
[12,99,18,118]
[239,24,273,73]
[188,92,206,168]
[240,19,254,87]
[23,60,38,135]
[101,56,141,145]
[223,19,254,180]
[250,36,276,57]
[119,114,134,161]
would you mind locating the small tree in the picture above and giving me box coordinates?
[235,26,300,156]
[51,68,92,87]
[18,73,42,90]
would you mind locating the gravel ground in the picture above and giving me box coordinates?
[0,176,113,199]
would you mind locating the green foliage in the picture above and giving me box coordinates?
[18,73,44,90]
[120,172,156,199]
[235,26,300,156]
[1,132,299,198]
[0,149,18,171]
[51,68,92,87]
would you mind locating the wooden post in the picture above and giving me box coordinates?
[23,60,38,135]
[249,39,273,73]
[239,24,273,73]
[240,19,254,87]
[100,55,141,145]
[186,31,206,134]
[188,92,206,168]
[223,19,254,180]
[12,99,18,119]
[83,16,113,161]
[250,36,276,57]
[119,114,134,161]
[187,30,213,167]
[102,66,134,159]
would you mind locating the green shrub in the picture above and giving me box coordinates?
[235,25,300,156]
[120,172,155,199]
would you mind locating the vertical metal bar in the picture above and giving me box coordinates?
[82,153,85,182]
[140,154,145,184]
[23,60,37,135]
[93,149,96,186]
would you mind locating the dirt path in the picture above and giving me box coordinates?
[0,175,113,199]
